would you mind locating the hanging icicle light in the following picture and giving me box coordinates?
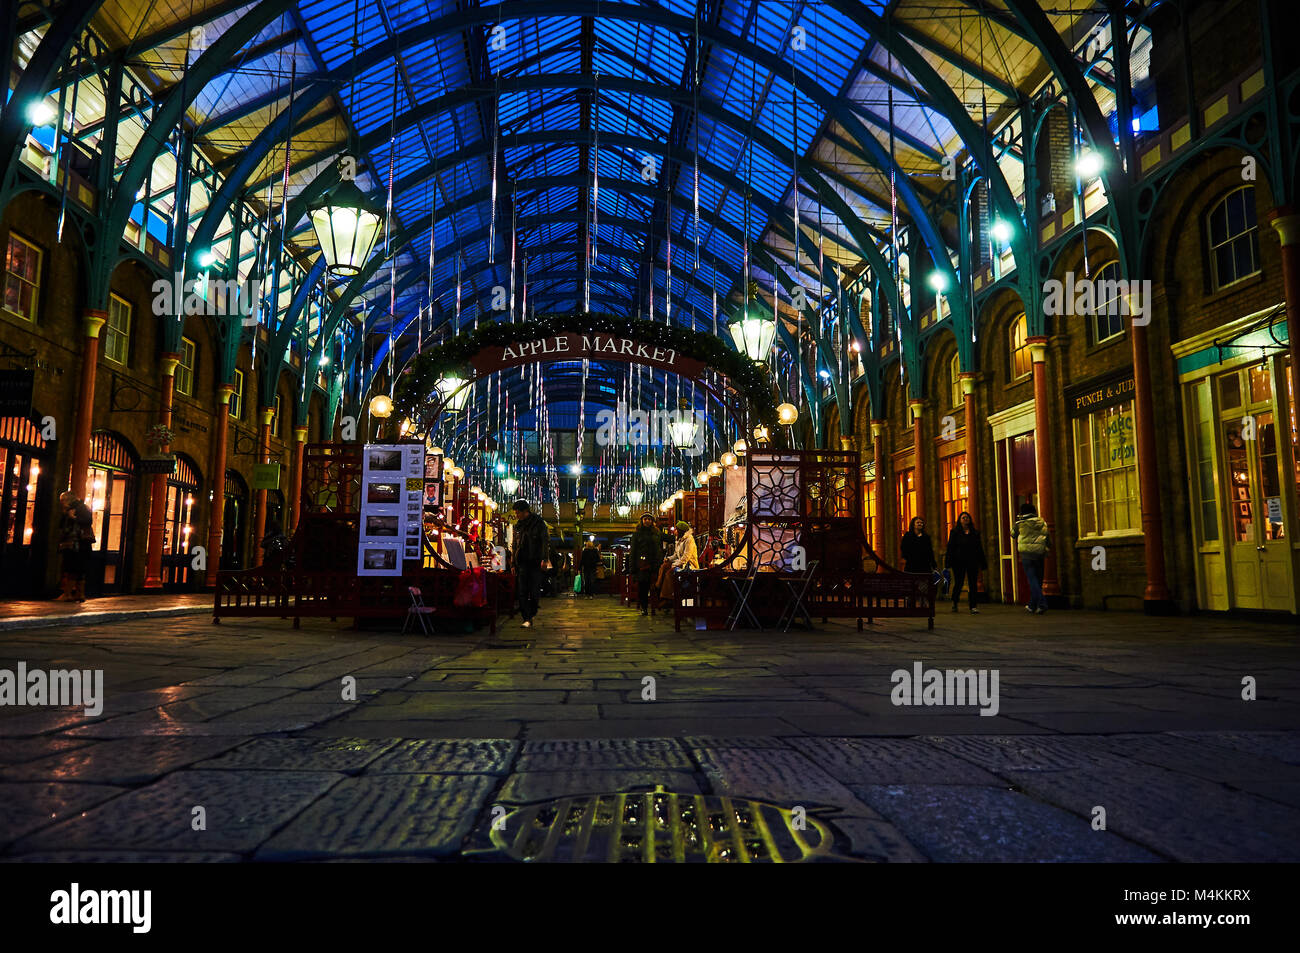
[727,282,777,362]
[640,464,662,485]
[435,374,470,413]
[626,489,644,505]
[308,156,384,277]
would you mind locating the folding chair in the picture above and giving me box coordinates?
[777,560,819,633]
[725,563,763,631]
[402,586,436,635]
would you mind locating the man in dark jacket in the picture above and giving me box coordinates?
[511,499,549,627]
[628,514,664,616]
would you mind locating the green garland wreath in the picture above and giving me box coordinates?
[393,312,778,426]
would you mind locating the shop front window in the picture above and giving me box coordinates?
[895,467,915,540]
[1074,401,1141,537]
[940,453,968,536]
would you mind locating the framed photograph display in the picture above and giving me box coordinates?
[358,443,427,574]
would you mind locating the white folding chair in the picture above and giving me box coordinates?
[777,560,819,633]
[402,586,436,635]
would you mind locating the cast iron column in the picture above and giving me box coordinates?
[143,352,181,589]
[68,310,106,499]
[1029,338,1060,598]
[205,384,234,587]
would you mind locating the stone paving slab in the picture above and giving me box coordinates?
[1171,730,1300,765]
[0,781,128,848]
[995,764,1300,862]
[0,737,241,785]
[193,738,402,773]
[789,738,1004,785]
[0,736,94,765]
[691,747,875,814]
[62,710,332,737]
[496,769,701,802]
[0,709,100,737]
[363,740,518,775]
[515,739,691,771]
[852,784,1162,863]
[255,774,496,860]
[1,851,246,862]
[822,815,930,862]
[11,770,344,854]
[302,720,524,740]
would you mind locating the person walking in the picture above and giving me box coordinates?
[629,514,664,615]
[56,491,94,603]
[899,516,936,574]
[580,538,600,599]
[511,499,549,627]
[944,511,987,613]
[1013,503,1050,614]
[672,520,699,570]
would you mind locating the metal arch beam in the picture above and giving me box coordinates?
[92,0,296,307]
[0,0,105,203]
[826,0,1049,375]
[1002,0,1135,270]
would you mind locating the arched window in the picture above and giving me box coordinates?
[1091,261,1124,344]
[948,353,963,409]
[1208,185,1260,290]
[1010,313,1032,380]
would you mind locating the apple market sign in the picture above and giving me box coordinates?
[470,333,706,379]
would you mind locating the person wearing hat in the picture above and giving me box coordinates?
[629,513,664,615]
[671,520,699,571]
[510,499,548,628]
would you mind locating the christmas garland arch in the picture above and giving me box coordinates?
[393,312,778,426]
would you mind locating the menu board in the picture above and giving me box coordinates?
[358,443,426,575]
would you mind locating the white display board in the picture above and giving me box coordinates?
[358,444,425,575]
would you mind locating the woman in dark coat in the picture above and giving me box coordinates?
[56,491,94,602]
[629,514,664,615]
[899,516,936,574]
[945,511,987,613]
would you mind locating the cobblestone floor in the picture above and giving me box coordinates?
[1,593,1297,862]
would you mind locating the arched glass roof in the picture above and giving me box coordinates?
[50,0,1146,370]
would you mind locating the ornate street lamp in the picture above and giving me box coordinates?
[500,477,520,495]
[308,156,384,277]
[727,282,777,362]
[626,489,644,505]
[639,464,662,485]
[616,504,631,517]
[668,416,698,450]
[435,374,471,413]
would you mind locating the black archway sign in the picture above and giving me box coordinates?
[393,312,779,435]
